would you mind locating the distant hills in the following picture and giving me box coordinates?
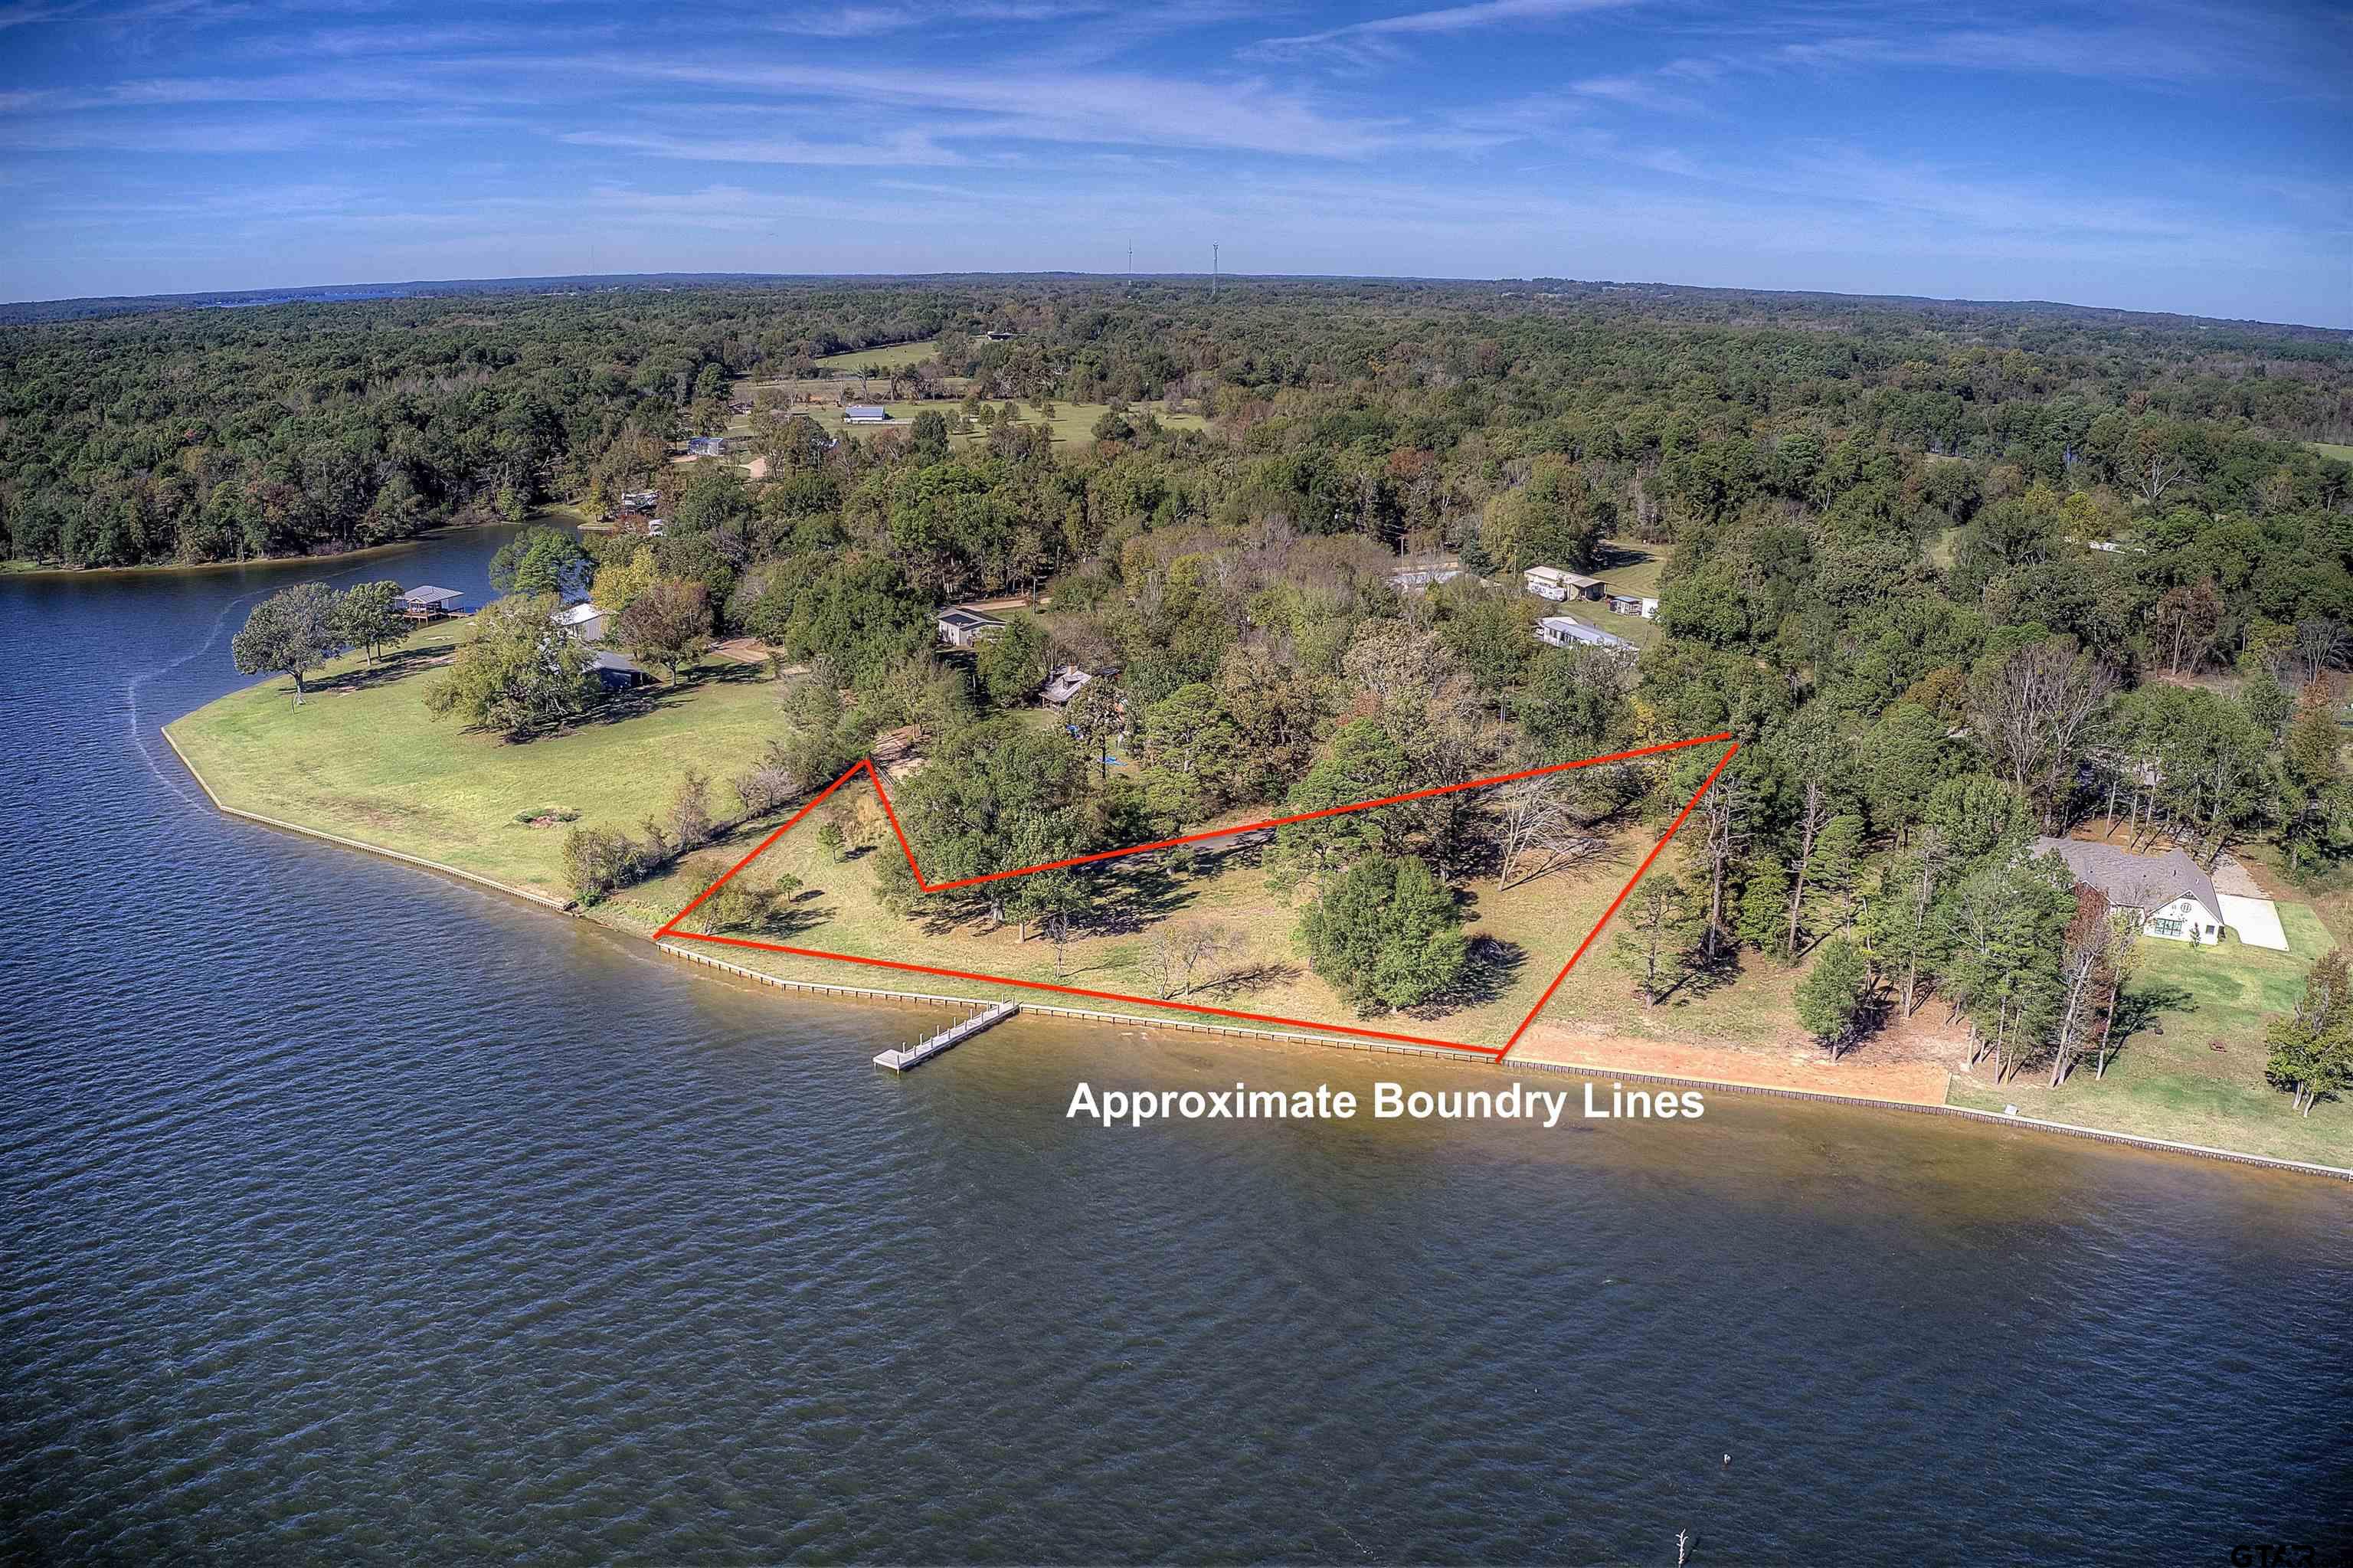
[2,270,2345,340]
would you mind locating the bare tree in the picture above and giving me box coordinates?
[2293,617,2345,688]
[1785,776,1830,961]
[2050,890,2117,1086]
[1141,918,1239,999]
[1493,774,1605,890]
[1696,772,1746,958]
[1969,639,2114,829]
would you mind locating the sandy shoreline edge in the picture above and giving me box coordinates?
[164,727,2352,1183]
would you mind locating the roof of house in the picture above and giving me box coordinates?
[402,585,463,604]
[845,404,892,419]
[590,650,644,675]
[2033,837,2222,923]
[936,607,1003,630]
[551,602,603,627]
[1524,565,1599,585]
[1043,665,1095,703]
[1390,565,1462,587]
[1539,615,1635,650]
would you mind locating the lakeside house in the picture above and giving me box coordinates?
[1603,591,1661,619]
[2034,838,2224,944]
[1524,566,1602,601]
[936,607,1003,650]
[1389,565,1464,593]
[551,601,607,643]
[1536,614,1636,653]
[400,585,466,620]
[2033,837,2291,950]
[844,405,892,424]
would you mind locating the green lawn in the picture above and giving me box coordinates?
[808,400,1206,450]
[2307,441,2353,463]
[611,791,1804,1053]
[811,339,938,370]
[1546,539,1667,650]
[166,633,785,903]
[1946,904,2352,1167]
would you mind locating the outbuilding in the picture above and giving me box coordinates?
[844,405,893,424]
[1042,665,1095,706]
[1389,565,1464,594]
[590,650,650,690]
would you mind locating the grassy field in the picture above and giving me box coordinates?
[1579,539,1669,649]
[2308,441,2353,463]
[801,400,1207,449]
[811,339,938,370]
[607,787,1807,1053]
[166,633,784,903]
[1946,903,2351,1166]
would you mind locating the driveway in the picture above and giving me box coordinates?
[2217,892,2289,951]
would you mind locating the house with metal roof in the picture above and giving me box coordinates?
[1536,615,1636,653]
[589,650,650,690]
[1042,665,1095,706]
[1524,565,1603,601]
[551,601,607,643]
[1389,565,1464,594]
[2032,837,2228,944]
[400,585,465,619]
[844,405,893,424]
[935,607,1004,650]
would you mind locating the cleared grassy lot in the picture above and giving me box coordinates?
[609,785,1806,1052]
[811,339,938,370]
[1946,902,2351,1167]
[166,633,781,903]
[803,400,1206,448]
[2308,441,2353,462]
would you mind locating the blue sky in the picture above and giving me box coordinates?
[0,0,2345,323]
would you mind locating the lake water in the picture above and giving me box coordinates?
[4,530,2349,1563]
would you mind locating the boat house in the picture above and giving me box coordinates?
[400,585,466,620]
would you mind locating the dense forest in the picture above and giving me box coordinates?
[29,276,2353,1099]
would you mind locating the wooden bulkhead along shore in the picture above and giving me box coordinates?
[875,1001,1022,1072]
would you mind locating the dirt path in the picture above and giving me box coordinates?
[1511,1024,1952,1105]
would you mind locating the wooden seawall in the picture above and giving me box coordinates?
[875,1001,1021,1072]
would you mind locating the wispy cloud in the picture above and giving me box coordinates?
[559,127,966,166]
[1251,0,1642,61]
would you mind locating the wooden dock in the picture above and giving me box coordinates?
[875,1001,1021,1072]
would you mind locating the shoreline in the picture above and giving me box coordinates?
[162,722,2353,1183]
[7,509,585,581]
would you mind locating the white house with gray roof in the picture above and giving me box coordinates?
[2033,837,2230,945]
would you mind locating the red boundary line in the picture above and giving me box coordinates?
[653,735,1738,1059]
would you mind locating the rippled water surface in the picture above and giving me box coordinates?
[5,532,2350,1564]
